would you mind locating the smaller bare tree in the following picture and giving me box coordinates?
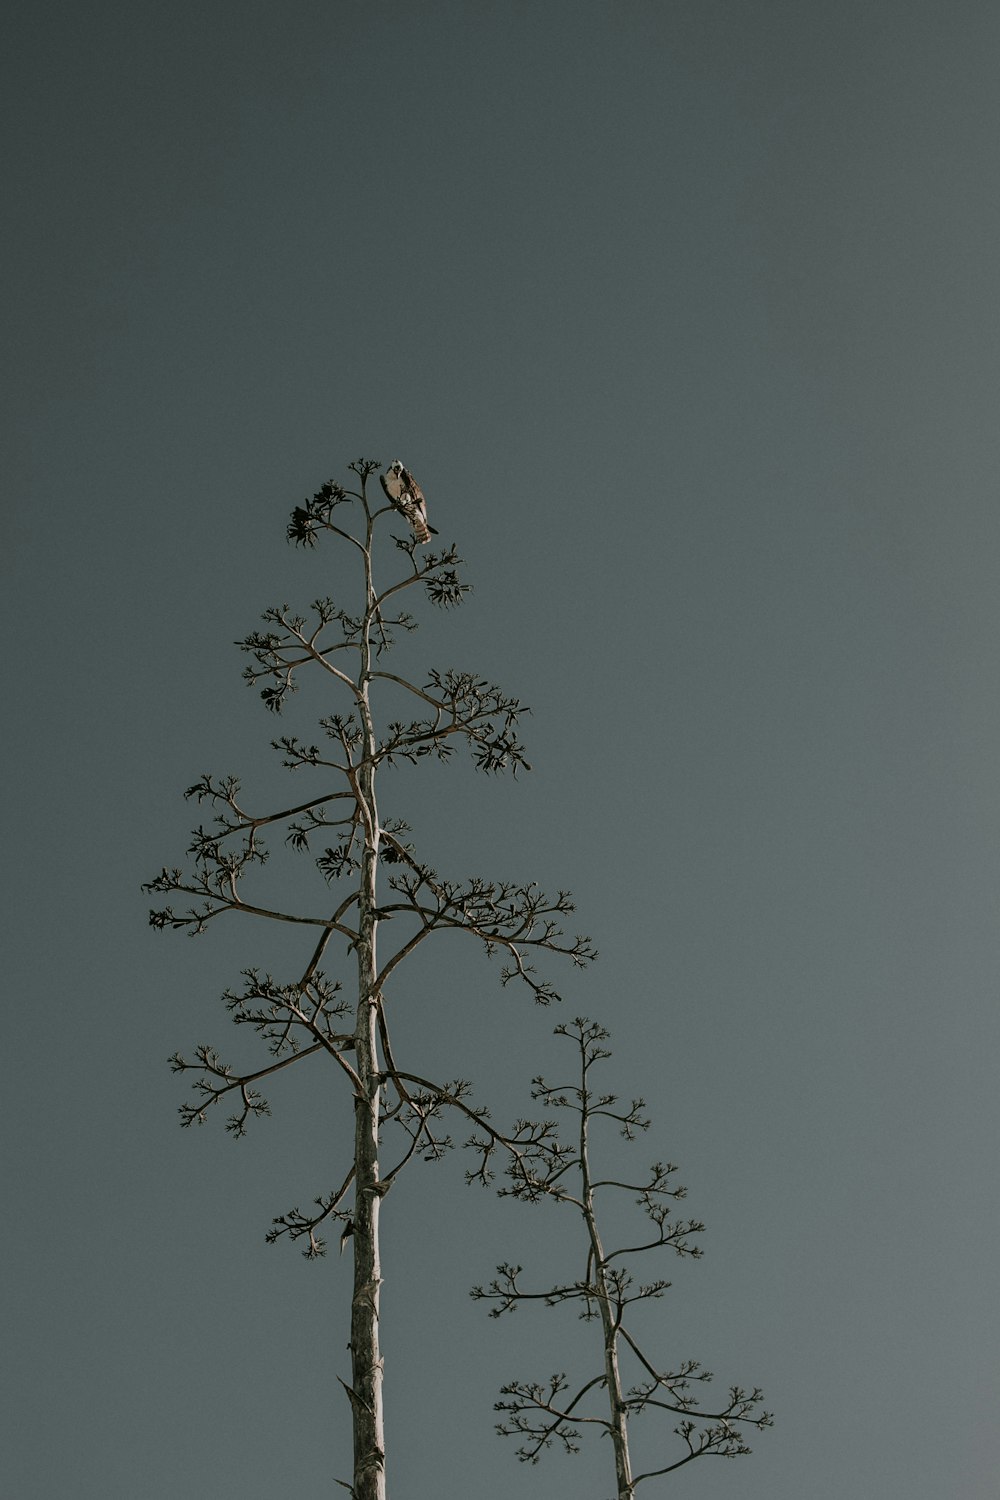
[471,1018,772,1498]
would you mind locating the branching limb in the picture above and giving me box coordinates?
[493,1371,611,1464]
[169,966,364,1136]
[169,1043,298,1135]
[471,1263,599,1318]
[631,1388,774,1483]
[144,866,360,940]
[267,1165,357,1259]
[372,669,529,774]
[375,838,597,1002]
[223,967,352,1055]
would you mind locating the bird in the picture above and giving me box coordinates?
[379,460,437,544]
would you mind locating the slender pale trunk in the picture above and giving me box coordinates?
[348,543,387,1500]
[580,1102,635,1500]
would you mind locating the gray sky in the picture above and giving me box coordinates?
[4,2,998,1496]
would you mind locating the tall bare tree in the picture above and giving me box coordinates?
[472,1018,773,1498]
[144,461,596,1499]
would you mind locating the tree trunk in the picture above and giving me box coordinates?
[349,884,385,1499]
[581,1110,635,1500]
[348,558,386,1500]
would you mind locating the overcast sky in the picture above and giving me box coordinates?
[4,3,999,1497]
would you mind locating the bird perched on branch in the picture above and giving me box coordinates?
[380,460,437,544]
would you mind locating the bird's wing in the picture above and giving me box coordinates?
[400,468,426,509]
[379,472,400,503]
